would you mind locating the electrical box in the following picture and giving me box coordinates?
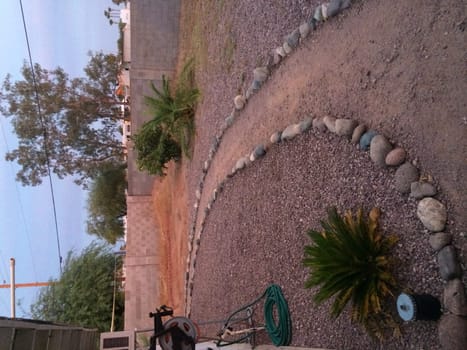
[100,330,135,350]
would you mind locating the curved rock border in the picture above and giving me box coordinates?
[183,1,466,348]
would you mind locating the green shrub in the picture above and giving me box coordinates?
[133,59,199,175]
[133,120,181,176]
[303,207,399,340]
[144,58,199,157]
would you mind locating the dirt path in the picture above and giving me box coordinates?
[153,0,466,346]
[152,159,188,316]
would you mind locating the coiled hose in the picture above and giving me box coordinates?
[220,284,292,346]
[263,284,292,346]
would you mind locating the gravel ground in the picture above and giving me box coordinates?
[174,0,467,349]
[181,0,321,214]
[190,131,443,349]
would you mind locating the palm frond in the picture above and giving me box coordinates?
[135,59,200,173]
[303,207,400,340]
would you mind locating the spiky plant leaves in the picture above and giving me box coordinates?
[134,59,199,175]
[303,206,399,340]
[142,59,199,158]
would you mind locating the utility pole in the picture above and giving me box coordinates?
[10,258,15,318]
[110,250,126,332]
[2,258,55,318]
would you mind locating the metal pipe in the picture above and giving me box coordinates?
[10,258,15,318]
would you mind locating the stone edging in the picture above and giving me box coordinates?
[183,1,467,348]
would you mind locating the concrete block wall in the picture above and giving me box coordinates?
[131,0,181,73]
[124,195,161,331]
[125,0,181,332]
[127,0,181,196]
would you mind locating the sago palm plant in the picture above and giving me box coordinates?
[303,207,399,340]
[144,58,199,157]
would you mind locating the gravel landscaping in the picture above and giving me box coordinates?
[190,129,444,349]
[173,0,467,349]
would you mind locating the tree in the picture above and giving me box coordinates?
[30,242,124,332]
[0,52,125,188]
[87,163,127,244]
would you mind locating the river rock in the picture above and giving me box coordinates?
[385,147,406,166]
[283,41,292,55]
[341,0,352,10]
[308,17,317,30]
[225,114,235,127]
[312,117,327,132]
[299,22,311,39]
[327,0,342,17]
[235,157,248,171]
[286,29,300,48]
[250,145,266,161]
[253,67,269,83]
[313,5,323,22]
[272,49,282,65]
[359,130,377,150]
[417,197,447,232]
[234,95,246,110]
[203,160,209,172]
[437,245,461,280]
[335,118,357,137]
[276,46,286,58]
[328,0,352,17]
[321,3,329,20]
[394,163,419,193]
[299,117,313,133]
[270,131,282,144]
[429,232,452,251]
[251,80,261,92]
[351,124,366,144]
[444,279,467,316]
[323,115,336,133]
[410,182,437,199]
[281,124,301,141]
[326,1,340,18]
[370,135,392,166]
[438,314,467,350]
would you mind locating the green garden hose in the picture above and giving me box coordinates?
[219,284,292,347]
[263,284,292,346]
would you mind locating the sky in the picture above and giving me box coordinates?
[0,0,123,318]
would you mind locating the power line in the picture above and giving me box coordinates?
[19,0,63,274]
[0,119,39,282]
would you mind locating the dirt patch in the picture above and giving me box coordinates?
[150,0,203,316]
[152,159,188,316]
